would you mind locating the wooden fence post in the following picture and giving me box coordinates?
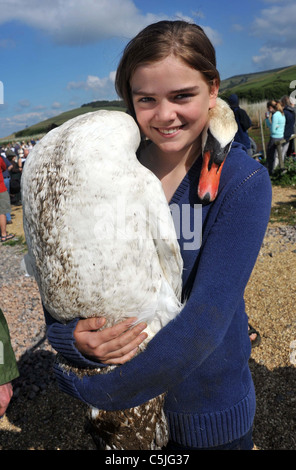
[259,112,266,159]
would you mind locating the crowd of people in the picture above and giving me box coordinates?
[0,140,35,243]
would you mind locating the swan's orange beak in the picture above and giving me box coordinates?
[197,130,232,204]
[197,151,226,204]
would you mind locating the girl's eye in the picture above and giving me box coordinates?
[175,93,193,100]
[138,97,154,103]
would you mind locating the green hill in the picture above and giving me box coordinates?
[219,65,296,102]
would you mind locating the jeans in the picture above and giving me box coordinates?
[165,428,253,451]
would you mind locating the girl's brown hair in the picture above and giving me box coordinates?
[267,99,284,115]
[115,20,220,116]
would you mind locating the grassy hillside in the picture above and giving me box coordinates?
[219,65,296,102]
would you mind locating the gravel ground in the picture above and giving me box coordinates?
[0,186,295,450]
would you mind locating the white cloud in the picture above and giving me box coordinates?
[231,24,244,32]
[0,0,167,45]
[251,2,296,68]
[0,110,52,130]
[67,72,117,99]
[253,45,295,68]
[0,0,222,47]
[51,101,62,109]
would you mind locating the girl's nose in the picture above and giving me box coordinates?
[155,101,177,122]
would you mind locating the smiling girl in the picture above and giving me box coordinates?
[44,21,272,450]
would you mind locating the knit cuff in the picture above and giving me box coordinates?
[46,318,101,369]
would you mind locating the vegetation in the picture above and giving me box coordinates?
[219,65,296,103]
[270,157,296,187]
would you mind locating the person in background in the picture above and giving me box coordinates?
[228,94,253,156]
[0,152,13,224]
[265,100,286,174]
[0,156,15,242]
[0,308,19,418]
[6,150,22,206]
[280,95,295,159]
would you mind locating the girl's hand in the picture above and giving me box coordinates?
[73,317,148,365]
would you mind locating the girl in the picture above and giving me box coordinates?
[44,21,272,450]
[265,99,286,174]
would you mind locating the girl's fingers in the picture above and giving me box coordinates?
[106,347,140,365]
[97,317,140,342]
[98,323,148,363]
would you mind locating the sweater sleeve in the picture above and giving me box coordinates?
[52,166,272,411]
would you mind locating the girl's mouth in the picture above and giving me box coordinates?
[155,125,185,136]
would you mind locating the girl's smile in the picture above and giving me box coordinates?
[155,124,186,137]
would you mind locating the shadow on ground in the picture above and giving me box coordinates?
[1,347,295,450]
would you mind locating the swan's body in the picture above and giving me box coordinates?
[21,110,183,450]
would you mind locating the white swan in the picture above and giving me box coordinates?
[21,110,183,450]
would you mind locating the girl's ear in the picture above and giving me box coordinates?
[209,79,219,109]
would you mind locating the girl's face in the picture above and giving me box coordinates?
[130,55,218,159]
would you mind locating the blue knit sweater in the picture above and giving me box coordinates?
[45,143,272,448]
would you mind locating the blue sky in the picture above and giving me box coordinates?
[0,0,295,138]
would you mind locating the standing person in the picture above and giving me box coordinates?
[0,308,19,417]
[265,100,286,174]
[228,94,253,156]
[0,153,13,224]
[0,157,15,242]
[43,21,271,450]
[280,95,295,158]
[6,151,22,206]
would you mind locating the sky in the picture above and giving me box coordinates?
[0,0,296,138]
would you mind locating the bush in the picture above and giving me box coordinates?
[270,157,296,186]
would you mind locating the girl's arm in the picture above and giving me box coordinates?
[51,166,272,411]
